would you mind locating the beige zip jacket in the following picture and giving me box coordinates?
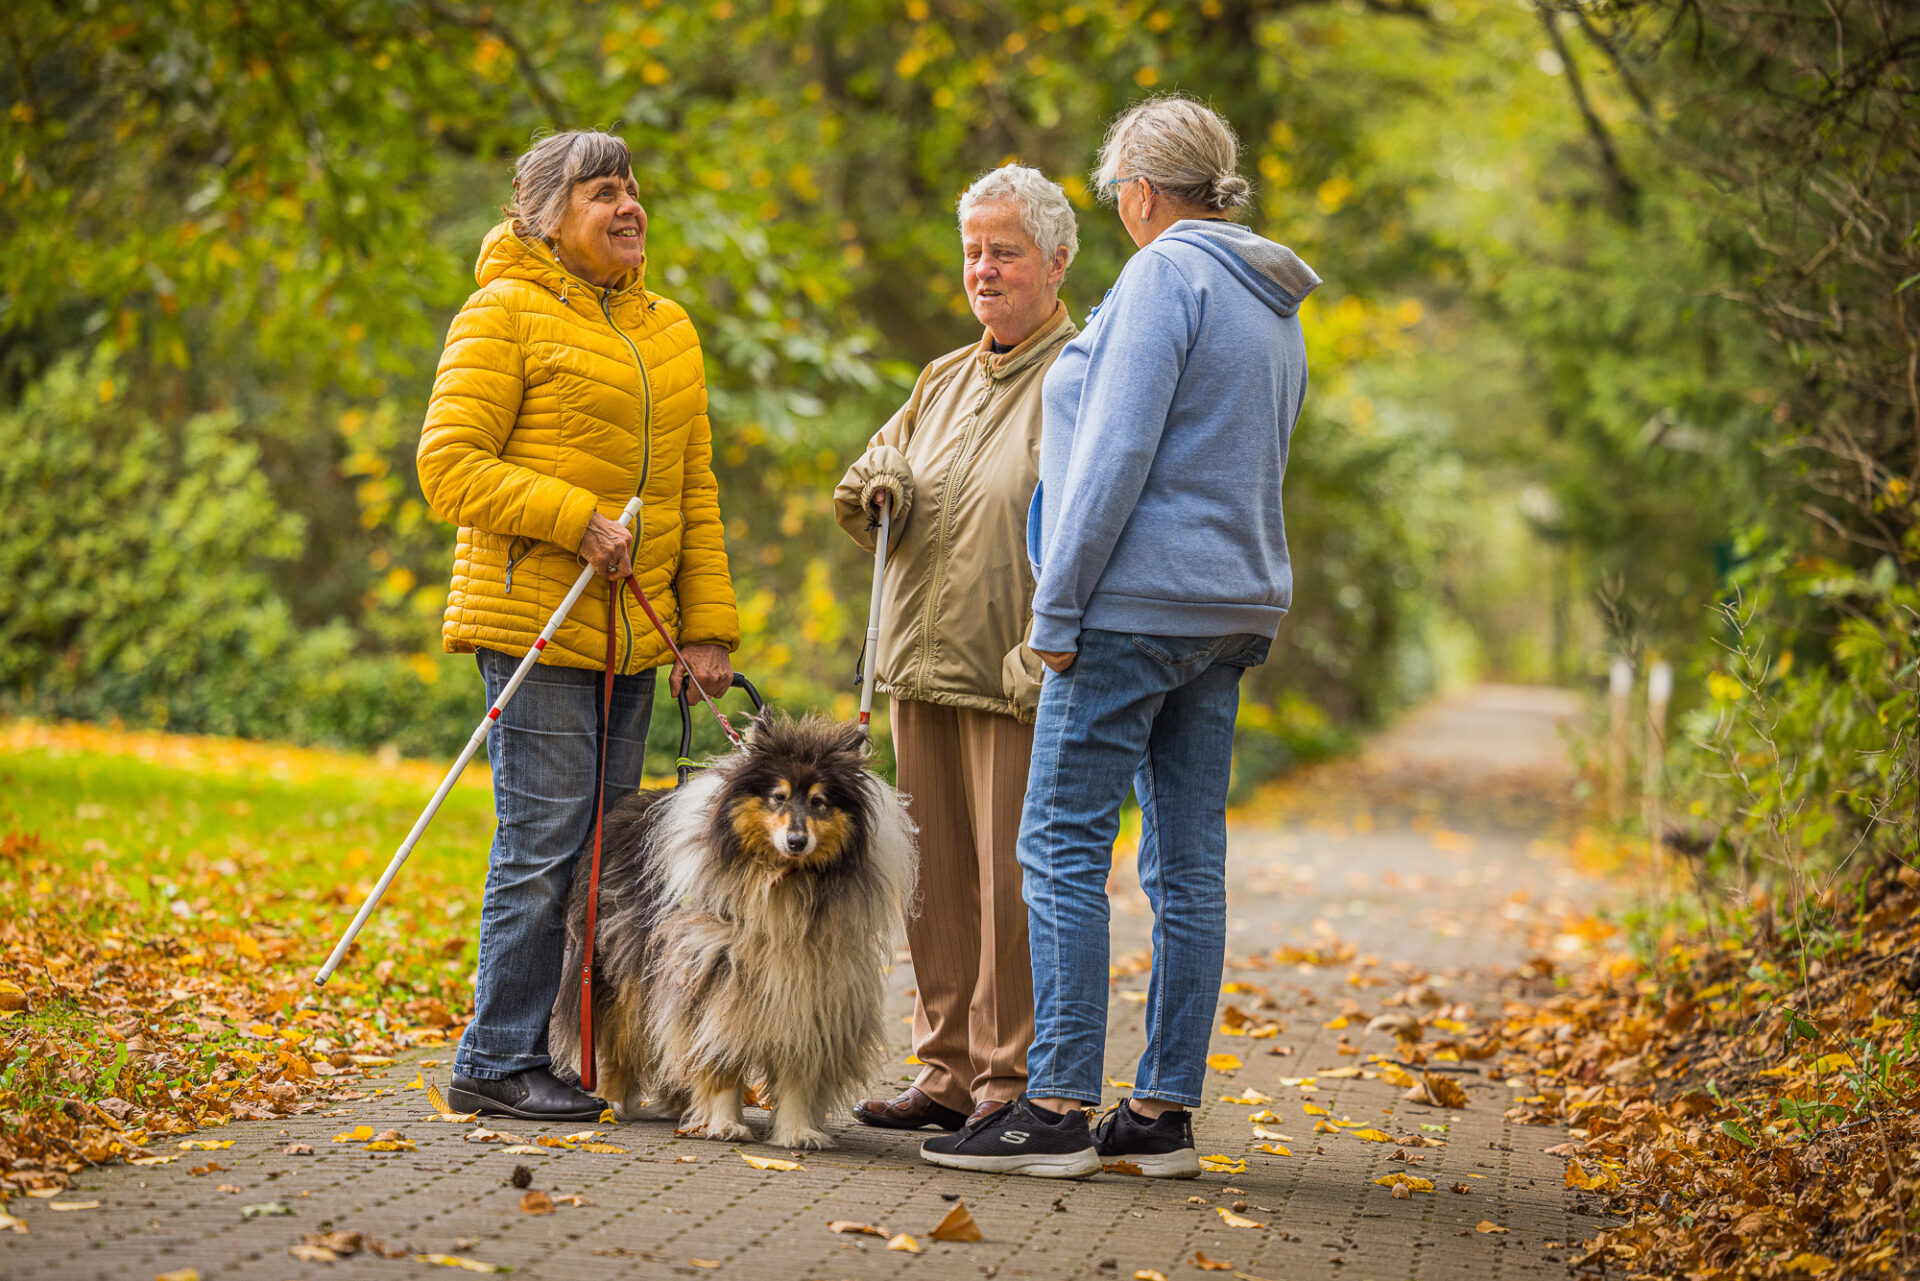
[834,303,1076,724]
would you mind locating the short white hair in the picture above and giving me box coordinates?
[1095,96,1251,214]
[956,164,1080,268]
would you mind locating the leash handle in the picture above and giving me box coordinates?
[676,673,768,785]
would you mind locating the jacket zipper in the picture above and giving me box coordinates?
[603,285,653,674]
[914,379,996,692]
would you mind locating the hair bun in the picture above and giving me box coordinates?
[1209,173,1252,211]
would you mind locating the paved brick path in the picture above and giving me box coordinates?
[6,684,1616,1280]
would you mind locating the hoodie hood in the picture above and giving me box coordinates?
[474,220,647,299]
[1158,220,1320,318]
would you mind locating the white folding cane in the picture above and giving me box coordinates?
[313,496,644,985]
[857,495,891,737]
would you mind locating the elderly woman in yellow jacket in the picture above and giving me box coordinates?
[417,130,739,1121]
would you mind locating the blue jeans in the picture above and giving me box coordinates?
[454,647,655,1080]
[1019,629,1269,1108]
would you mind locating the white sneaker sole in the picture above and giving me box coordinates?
[1102,1148,1201,1178]
[919,1144,1102,1179]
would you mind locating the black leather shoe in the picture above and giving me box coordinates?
[448,1068,605,1122]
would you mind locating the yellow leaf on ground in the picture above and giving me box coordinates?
[499,1145,546,1155]
[1206,1054,1242,1072]
[1564,1159,1619,1192]
[1373,1173,1434,1192]
[330,1126,374,1144]
[688,1262,720,1271]
[288,1245,337,1263]
[1476,1220,1509,1233]
[156,1270,200,1281]
[1302,1102,1328,1116]
[1350,1128,1393,1142]
[1380,1063,1416,1087]
[1200,1155,1248,1174]
[1781,1253,1835,1274]
[1134,1272,1169,1281]
[1323,1016,1350,1029]
[738,1151,802,1171]
[578,1142,628,1154]
[929,1200,983,1242]
[48,1200,100,1211]
[1216,1206,1264,1228]
[0,1211,26,1234]
[363,1139,415,1152]
[414,1255,510,1273]
[1252,1125,1293,1141]
[424,1082,479,1122]
[827,1221,886,1236]
[1106,1077,1135,1088]
[520,1191,554,1215]
[350,1055,395,1068]
[179,1139,234,1151]
[1255,1142,1292,1156]
[905,1053,923,1065]
[1192,1251,1234,1271]
[1246,1109,1278,1123]
[887,1233,921,1253]
[1221,1090,1271,1104]
[404,1071,425,1090]
[1102,1159,1146,1175]
[1811,1053,1855,1074]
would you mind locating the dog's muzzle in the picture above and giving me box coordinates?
[785,827,812,855]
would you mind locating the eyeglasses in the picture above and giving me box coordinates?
[1104,175,1157,195]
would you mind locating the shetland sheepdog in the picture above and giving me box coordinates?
[550,713,916,1149]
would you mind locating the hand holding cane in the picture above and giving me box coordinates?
[312,495,645,986]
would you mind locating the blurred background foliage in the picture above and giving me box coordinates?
[1,0,1912,887]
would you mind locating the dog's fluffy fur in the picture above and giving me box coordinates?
[550,713,916,1149]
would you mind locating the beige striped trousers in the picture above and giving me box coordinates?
[889,697,1035,1112]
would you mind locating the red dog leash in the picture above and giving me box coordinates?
[578,570,742,1094]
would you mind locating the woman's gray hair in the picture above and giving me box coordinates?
[1094,96,1252,214]
[504,130,634,239]
[956,164,1080,268]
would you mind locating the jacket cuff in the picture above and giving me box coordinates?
[551,488,600,557]
[1028,611,1080,653]
[859,473,910,531]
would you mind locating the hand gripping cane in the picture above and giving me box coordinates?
[312,496,645,986]
[857,494,891,737]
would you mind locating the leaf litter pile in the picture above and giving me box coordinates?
[1490,854,1920,1279]
[0,721,494,1204]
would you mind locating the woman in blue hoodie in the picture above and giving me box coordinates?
[921,96,1321,1180]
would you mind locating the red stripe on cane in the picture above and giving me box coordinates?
[533,637,547,651]
[488,708,500,721]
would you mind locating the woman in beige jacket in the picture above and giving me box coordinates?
[836,164,1078,1131]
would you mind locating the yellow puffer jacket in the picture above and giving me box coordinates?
[417,222,739,674]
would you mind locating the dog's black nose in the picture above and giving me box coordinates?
[786,827,810,852]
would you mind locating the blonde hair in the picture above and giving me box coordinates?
[957,163,1080,267]
[1094,96,1251,214]
[504,130,634,239]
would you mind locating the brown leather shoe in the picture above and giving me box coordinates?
[967,1098,1013,1125]
[852,1087,968,1131]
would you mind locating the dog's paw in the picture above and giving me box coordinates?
[768,1126,835,1151]
[701,1119,756,1143]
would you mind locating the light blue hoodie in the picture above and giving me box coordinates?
[1027,219,1320,652]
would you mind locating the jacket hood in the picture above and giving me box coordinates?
[1159,220,1320,318]
[474,220,647,297]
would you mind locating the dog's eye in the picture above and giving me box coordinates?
[769,790,789,804]
[809,795,830,812]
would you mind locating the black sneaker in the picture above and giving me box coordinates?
[919,1097,1101,1178]
[1092,1098,1200,1178]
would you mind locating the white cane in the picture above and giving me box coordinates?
[857,494,891,738]
[312,495,644,985]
